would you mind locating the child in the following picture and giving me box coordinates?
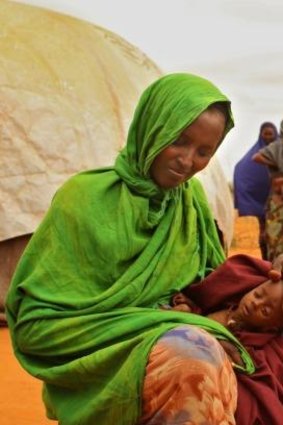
[170,277,283,333]
[165,254,283,425]
[167,254,283,333]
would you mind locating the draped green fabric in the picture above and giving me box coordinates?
[6,73,254,425]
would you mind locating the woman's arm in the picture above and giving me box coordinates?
[252,152,276,167]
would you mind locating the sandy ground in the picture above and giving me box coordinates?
[0,215,261,424]
[0,328,52,425]
[229,215,261,258]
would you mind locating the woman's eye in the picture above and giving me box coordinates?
[198,149,212,158]
[172,138,186,146]
[254,291,262,299]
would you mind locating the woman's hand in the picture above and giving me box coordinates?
[269,254,283,282]
[171,303,193,312]
[172,292,196,310]
[218,339,244,367]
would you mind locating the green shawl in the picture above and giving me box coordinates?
[6,73,254,425]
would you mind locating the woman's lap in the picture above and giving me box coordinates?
[140,325,237,425]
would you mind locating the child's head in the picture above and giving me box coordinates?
[234,278,283,332]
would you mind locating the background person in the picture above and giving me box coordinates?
[252,119,283,261]
[233,122,278,259]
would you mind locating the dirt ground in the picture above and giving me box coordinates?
[229,215,261,258]
[0,215,261,425]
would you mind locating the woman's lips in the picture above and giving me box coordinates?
[169,168,186,179]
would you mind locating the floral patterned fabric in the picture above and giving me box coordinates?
[140,325,237,425]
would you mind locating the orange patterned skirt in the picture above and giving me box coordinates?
[140,325,237,425]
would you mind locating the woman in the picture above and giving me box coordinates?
[253,124,283,261]
[233,122,278,259]
[6,73,253,425]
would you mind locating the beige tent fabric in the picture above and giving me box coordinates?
[198,156,234,248]
[0,0,233,246]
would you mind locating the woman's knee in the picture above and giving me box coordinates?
[140,325,237,424]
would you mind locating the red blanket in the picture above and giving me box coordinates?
[186,254,283,425]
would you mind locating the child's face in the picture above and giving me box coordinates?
[236,279,283,331]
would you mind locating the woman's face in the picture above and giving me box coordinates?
[261,126,277,145]
[236,279,283,331]
[149,108,226,189]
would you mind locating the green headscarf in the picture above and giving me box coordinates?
[6,73,253,425]
[115,73,234,197]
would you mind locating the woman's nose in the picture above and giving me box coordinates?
[178,149,194,169]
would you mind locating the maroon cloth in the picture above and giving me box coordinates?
[185,254,283,425]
